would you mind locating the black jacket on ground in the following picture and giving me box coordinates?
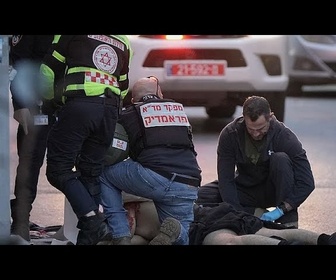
[190,202,290,245]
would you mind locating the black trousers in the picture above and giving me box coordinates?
[46,95,119,218]
[237,152,294,211]
[197,152,295,213]
[11,106,56,222]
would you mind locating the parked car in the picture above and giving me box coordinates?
[126,35,289,122]
[287,35,336,96]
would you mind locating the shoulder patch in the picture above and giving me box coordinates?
[92,44,118,74]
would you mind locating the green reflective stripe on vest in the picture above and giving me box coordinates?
[120,88,128,98]
[66,84,85,91]
[65,80,121,97]
[52,50,65,63]
[67,67,87,74]
[53,35,61,44]
[40,64,55,100]
[65,83,121,96]
[119,73,127,82]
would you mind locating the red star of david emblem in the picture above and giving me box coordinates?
[100,52,111,67]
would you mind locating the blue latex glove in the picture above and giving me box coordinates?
[260,207,284,222]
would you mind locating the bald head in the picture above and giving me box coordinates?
[131,76,163,103]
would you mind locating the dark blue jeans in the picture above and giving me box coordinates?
[100,159,198,245]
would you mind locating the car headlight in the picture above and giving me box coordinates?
[300,35,336,45]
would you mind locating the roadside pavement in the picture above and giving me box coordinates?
[3,224,72,245]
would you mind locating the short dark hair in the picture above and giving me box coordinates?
[242,96,271,122]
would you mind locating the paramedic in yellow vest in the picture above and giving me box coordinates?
[40,35,133,245]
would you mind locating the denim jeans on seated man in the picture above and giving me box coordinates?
[100,158,198,245]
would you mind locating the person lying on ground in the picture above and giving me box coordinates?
[189,202,336,245]
[122,192,160,245]
[106,194,336,246]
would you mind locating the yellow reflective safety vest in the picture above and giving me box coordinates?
[40,35,133,101]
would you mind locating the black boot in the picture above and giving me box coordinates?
[317,233,336,245]
[76,212,113,245]
[275,209,299,228]
[10,199,31,242]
